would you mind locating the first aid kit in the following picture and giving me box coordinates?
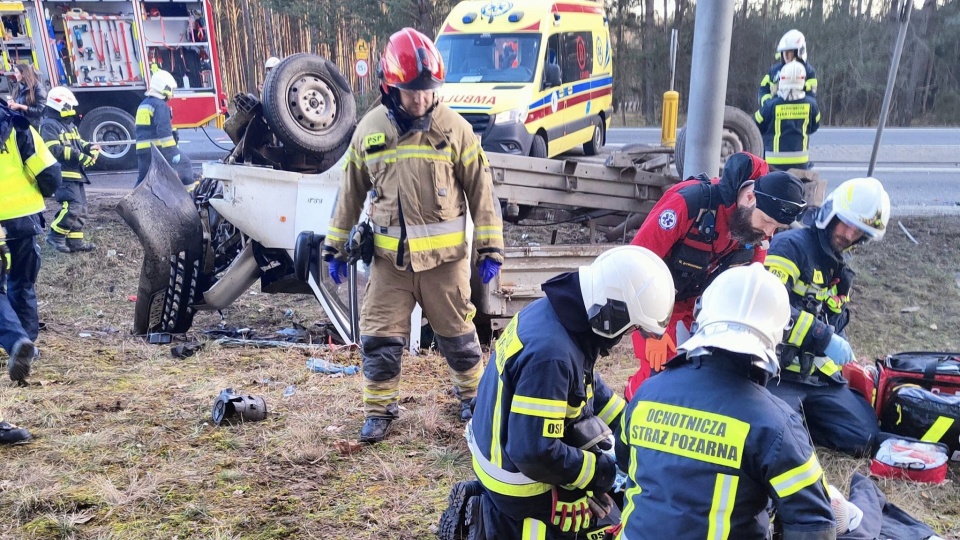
[874,352,960,460]
[869,434,949,484]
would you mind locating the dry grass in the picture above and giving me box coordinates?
[1,198,958,539]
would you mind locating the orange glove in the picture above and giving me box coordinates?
[645,333,676,372]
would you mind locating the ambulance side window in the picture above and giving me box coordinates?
[560,31,593,83]
[543,34,561,88]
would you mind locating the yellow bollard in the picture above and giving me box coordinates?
[660,90,679,147]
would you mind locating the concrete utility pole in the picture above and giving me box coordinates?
[683,0,736,179]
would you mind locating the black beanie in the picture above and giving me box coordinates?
[753,171,806,224]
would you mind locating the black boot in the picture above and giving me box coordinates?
[45,232,70,253]
[66,238,96,252]
[0,421,31,444]
[358,416,393,444]
[438,480,483,540]
[8,338,34,384]
[460,398,474,422]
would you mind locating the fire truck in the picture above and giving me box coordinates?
[0,0,226,170]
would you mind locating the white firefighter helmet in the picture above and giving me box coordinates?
[578,245,675,339]
[815,177,890,241]
[146,70,177,99]
[264,56,281,70]
[678,263,790,374]
[777,29,808,61]
[777,60,807,100]
[46,86,79,115]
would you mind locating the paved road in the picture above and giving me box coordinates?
[607,127,960,212]
[91,126,960,211]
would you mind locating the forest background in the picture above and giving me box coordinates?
[209,0,960,127]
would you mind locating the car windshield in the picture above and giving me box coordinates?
[437,34,541,84]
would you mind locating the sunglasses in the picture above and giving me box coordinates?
[755,189,807,220]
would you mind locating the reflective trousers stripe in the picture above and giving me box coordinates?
[766,150,809,165]
[522,518,547,539]
[51,202,70,235]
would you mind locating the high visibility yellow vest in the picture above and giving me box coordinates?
[0,129,44,221]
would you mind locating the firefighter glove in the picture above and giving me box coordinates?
[550,488,592,533]
[825,292,849,314]
[81,154,96,167]
[328,259,348,285]
[587,451,617,493]
[478,258,501,285]
[645,332,676,372]
[824,334,854,365]
[0,238,9,282]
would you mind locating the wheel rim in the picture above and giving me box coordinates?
[288,75,338,133]
[592,124,601,148]
[720,128,745,162]
[94,120,132,159]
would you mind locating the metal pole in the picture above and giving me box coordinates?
[868,0,912,177]
[682,0,736,179]
[669,29,678,91]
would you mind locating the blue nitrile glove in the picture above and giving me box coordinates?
[328,259,348,285]
[306,358,360,375]
[479,258,501,285]
[824,334,854,365]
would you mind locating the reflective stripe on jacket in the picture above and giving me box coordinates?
[325,103,504,272]
[40,114,94,183]
[470,292,625,518]
[135,96,176,150]
[755,95,821,166]
[616,356,836,540]
[765,226,847,383]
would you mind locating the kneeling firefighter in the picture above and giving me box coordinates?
[439,246,675,540]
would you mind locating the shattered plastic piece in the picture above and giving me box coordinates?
[306,358,359,375]
[283,385,296,397]
[171,342,204,359]
[127,295,137,302]
[78,332,92,338]
[212,388,268,426]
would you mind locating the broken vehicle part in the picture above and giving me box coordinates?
[212,388,268,425]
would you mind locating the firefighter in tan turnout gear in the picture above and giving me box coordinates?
[323,28,505,444]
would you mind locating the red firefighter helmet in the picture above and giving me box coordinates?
[379,28,445,92]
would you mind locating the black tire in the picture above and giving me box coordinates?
[262,53,357,158]
[529,133,547,158]
[675,106,764,179]
[78,106,137,171]
[582,117,603,156]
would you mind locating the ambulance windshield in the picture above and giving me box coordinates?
[436,34,541,83]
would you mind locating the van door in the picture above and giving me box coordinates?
[554,30,594,154]
[530,33,563,157]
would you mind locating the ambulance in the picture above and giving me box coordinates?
[435,0,613,158]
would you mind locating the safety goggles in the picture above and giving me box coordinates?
[755,189,807,222]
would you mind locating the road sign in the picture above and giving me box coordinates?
[355,39,369,60]
[355,59,369,78]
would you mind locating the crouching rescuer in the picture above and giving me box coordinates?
[41,87,98,253]
[322,28,504,444]
[617,263,837,540]
[439,246,676,540]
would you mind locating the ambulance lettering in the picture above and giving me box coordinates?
[440,94,497,105]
